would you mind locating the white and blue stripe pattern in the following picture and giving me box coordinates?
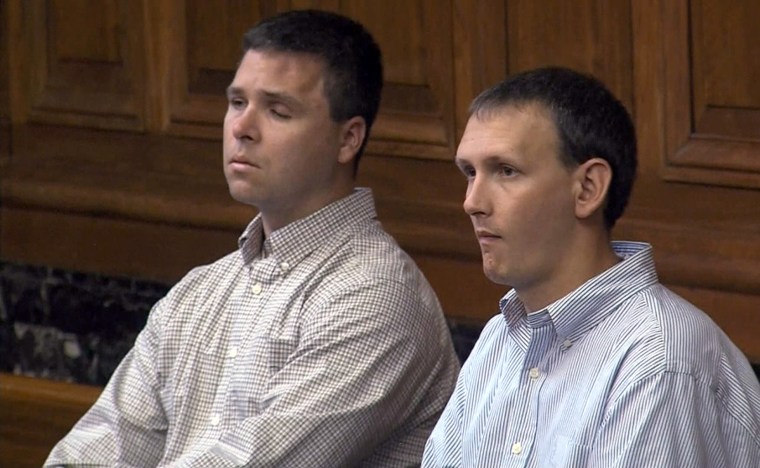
[423,241,760,467]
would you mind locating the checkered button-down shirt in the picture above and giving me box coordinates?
[45,188,460,467]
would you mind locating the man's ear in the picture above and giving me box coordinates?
[337,116,366,165]
[574,157,612,220]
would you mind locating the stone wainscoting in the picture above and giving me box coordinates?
[2,261,758,386]
[0,262,168,385]
[0,261,485,386]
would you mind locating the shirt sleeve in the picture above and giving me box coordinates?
[43,289,174,467]
[590,370,760,467]
[421,314,502,468]
[177,278,452,467]
[421,371,465,467]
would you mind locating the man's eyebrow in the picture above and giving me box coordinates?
[454,155,474,173]
[260,90,301,107]
[226,86,243,98]
[455,153,517,169]
[225,87,302,108]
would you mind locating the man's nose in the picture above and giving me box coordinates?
[463,176,489,216]
[231,106,261,142]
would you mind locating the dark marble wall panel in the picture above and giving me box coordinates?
[0,261,169,385]
[2,261,757,386]
[0,261,487,386]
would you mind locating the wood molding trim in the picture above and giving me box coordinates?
[0,373,101,468]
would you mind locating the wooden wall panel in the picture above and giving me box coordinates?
[163,0,461,161]
[0,0,9,165]
[669,285,760,362]
[0,206,240,283]
[350,0,456,160]
[162,0,268,138]
[1,0,760,361]
[12,0,145,131]
[452,0,507,134]
[506,0,633,110]
[0,373,102,468]
[624,0,760,360]
[660,0,760,188]
[463,0,760,360]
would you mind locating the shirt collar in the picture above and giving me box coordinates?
[237,188,377,267]
[499,241,659,342]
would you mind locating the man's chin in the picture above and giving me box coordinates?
[227,188,261,207]
[482,266,510,286]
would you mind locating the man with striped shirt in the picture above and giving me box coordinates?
[422,67,760,467]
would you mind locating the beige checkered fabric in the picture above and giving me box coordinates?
[45,188,460,467]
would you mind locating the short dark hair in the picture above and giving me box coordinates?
[470,67,637,229]
[242,9,383,167]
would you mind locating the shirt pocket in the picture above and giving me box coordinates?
[548,435,591,467]
[162,347,224,422]
[228,335,297,417]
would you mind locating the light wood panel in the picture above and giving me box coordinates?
[159,0,267,138]
[1,0,760,362]
[624,0,760,360]
[11,0,146,131]
[452,0,507,135]
[0,373,101,468]
[0,0,9,165]
[1,0,501,265]
[506,0,633,110]
[351,0,456,160]
[0,206,240,284]
[659,0,760,188]
[159,0,462,160]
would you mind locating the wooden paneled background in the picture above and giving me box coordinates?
[1,0,759,362]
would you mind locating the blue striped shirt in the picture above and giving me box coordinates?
[423,241,760,467]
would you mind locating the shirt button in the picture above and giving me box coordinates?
[210,414,220,426]
[562,339,573,349]
[511,442,523,455]
[280,261,289,272]
[252,283,263,295]
[529,367,540,379]
[227,347,238,358]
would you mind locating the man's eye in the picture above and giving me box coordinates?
[458,165,475,178]
[270,108,291,119]
[500,166,516,176]
[229,99,245,109]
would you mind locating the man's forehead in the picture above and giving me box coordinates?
[470,100,552,123]
[240,48,327,71]
[457,101,561,160]
[231,49,328,94]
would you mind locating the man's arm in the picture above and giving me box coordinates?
[180,279,453,467]
[589,370,760,467]
[44,294,171,467]
[421,372,466,467]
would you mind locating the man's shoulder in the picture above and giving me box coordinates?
[639,286,732,362]
[331,222,424,282]
[613,284,755,389]
[184,249,243,281]
[304,224,444,318]
[161,249,244,300]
